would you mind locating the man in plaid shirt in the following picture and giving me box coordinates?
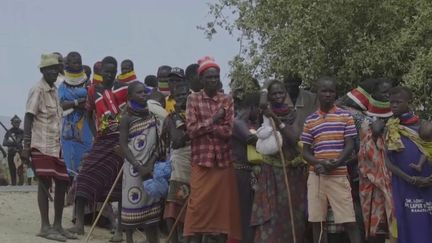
[183,56,241,243]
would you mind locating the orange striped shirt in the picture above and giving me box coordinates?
[301,106,357,175]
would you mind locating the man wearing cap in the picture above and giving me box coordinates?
[21,53,75,241]
[3,115,24,185]
[184,56,241,242]
[165,67,185,113]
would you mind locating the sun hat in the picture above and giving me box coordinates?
[38,53,59,68]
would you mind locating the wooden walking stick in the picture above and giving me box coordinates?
[84,165,124,243]
[164,199,189,243]
[269,117,297,243]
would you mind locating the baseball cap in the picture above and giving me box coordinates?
[168,67,185,78]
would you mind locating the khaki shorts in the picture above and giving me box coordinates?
[307,172,356,223]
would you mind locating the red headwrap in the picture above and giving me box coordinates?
[197,56,220,76]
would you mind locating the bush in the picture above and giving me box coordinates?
[203,0,432,118]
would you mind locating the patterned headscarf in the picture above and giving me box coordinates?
[346,86,392,118]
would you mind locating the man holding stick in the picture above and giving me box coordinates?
[69,56,127,242]
[301,77,361,243]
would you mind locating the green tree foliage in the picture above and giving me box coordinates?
[203,0,432,117]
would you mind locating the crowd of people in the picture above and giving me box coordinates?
[1,51,431,243]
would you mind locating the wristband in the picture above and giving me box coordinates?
[74,99,79,106]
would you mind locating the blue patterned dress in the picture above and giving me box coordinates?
[58,82,93,175]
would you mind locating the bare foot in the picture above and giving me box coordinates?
[67,225,85,235]
[36,225,52,237]
[409,163,422,172]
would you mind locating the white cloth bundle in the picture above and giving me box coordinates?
[256,116,282,155]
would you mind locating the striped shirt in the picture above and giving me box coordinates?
[301,105,357,175]
[26,79,62,158]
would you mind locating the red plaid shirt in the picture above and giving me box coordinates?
[186,90,234,168]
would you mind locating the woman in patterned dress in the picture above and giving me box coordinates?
[251,80,307,243]
[337,79,395,243]
[119,81,163,243]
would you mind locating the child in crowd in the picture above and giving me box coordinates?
[409,120,432,172]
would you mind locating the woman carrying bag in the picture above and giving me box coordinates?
[250,80,308,243]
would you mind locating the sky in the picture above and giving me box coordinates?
[0,0,239,117]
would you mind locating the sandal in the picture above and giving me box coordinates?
[67,226,85,235]
[58,228,78,239]
[37,230,67,242]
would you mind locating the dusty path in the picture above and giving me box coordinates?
[0,186,149,243]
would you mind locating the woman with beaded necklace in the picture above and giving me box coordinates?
[119,81,164,243]
[251,79,307,243]
[58,51,93,178]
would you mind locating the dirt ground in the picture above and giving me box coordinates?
[0,187,149,243]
